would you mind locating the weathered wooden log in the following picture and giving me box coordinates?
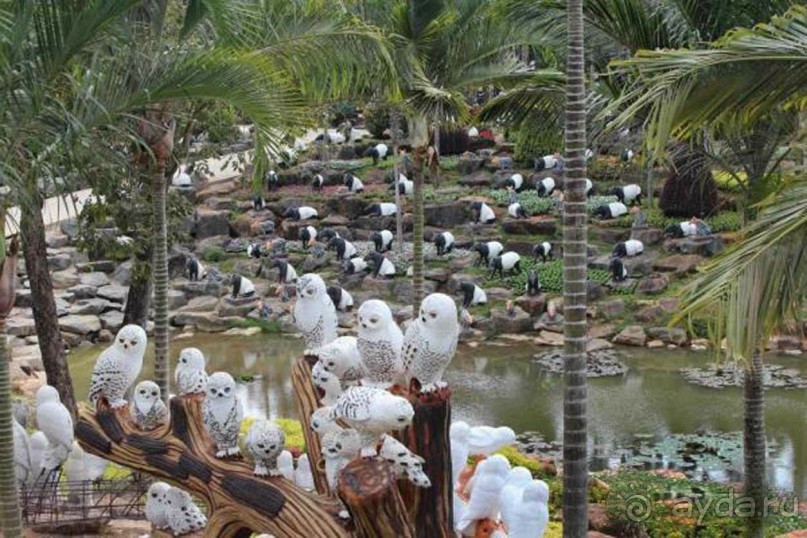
[290,356,331,495]
[337,458,415,538]
[395,385,454,537]
[76,396,348,538]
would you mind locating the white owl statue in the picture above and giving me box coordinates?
[356,300,404,388]
[245,420,286,477]
[89,324,147,408]
[175,347,209,396]
[331,386,414,457]
[145,481,172,530]
[165,487,208,536]
[402,292,459,392]
[202,372,243,458]
[130,380,169,431]
[35,385,74,474]
[293,273,338,355]
[318,336,364,386]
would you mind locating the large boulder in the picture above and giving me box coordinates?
[458,171,494,188]
[47,253,73,271]
[653,254,703,275]
[111,260,133,285]
[167,290,188,310]
[501,217,557,236]
[51,269,80,289]
[613,325,647,347]
[97,284,128,303]
[636,273,670,295]
[456,153,487,175]
[196,179,238,202]
[79,272,110,288]
[424,202,468,228]
[630,227,663,246]
[516,294,547,316]
[596,299,625,320]
[59,314,101,335]
[99,311,124,332]
[219,297,260,317]
[646,327,688,346]
[663,235,723,257]
[69,299,114,316]
[490,306,533,335]
[7,317,36,337]
[325,195,368,220]
[178,296,219,313]
[193,208,231,240]
[171,311,240,332]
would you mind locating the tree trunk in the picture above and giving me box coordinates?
[20,202,77,418]
[744,352,766,538]
[123,261,152,328]
[290,357,331,495]
[411,146,426,311]
[562,0,589,535]
[390,108,404,254]
[0,226,21,537]
[139,104,176,403]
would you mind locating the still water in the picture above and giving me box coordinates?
[68,334,807,496]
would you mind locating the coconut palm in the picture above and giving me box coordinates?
[561,0,589,535]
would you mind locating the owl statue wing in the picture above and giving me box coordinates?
[88,347,117,402]
[401,322,422,373]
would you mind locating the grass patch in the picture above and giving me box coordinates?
[609,208,742,233]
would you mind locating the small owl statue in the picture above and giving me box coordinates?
[175,347,209,396]
[245,420,286,477]
[202,372,243,458]
[89,324,147,408]
[165,487,207,536]
[130,380,168,431]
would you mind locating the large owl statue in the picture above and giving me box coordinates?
[402,293,459,392]
[175,347,209,395]
[331,386,414,456]
[293,273,338,355]
[145,481,171,530]
[130,380,169,431]
[89,324,147,408]
[356,300,404,388]
[35,385,73,473]
[245,420,286,477]
[202,372,243,458]
[165,487,208,536]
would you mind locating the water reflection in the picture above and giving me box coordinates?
[67,335,807,496]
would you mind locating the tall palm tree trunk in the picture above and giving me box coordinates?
[411,146,426,310]
[20,203,77,418]
[123,257,152,328]
[0,203,22,536]
[562,0,589,535]
[390,108,405,254]
[744,352,766,538]
[140,105,176,402]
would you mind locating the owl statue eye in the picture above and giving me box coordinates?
[370,317,379,324]
[181,357,187,363]
[139,389,146,395]
[151,391,158,397]
[210,388,218,395]
[430,312,437,319]
[224,387,231,393]
[118,338,125,344]
[130,340,137,346]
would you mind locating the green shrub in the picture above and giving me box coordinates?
[610,208,742,233]
[487,189,557,215]
[364,103,393,139]
[514,124,561,164]
[202,245,225,262]
[496,259,611,293]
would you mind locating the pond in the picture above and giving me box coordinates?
[67,334,807,497]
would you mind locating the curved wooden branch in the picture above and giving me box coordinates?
[75,397,348,538]
[291,356,331,496]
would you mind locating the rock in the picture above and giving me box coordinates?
[51,269,80,289]
[111,260,133,285]
[97,284,128,303]
[67,284,98,300]
[47,253,73,271]
[223,327,262,337]
[653,254,704,275]
[587,338,614,352]
[613,325,647,347]
[175,279,228,299]
[646,327,688,346]
[394,305,414,324]
[630,227,664,246]
[515,294,547,316]
[647,339,664,349]
[171,312,241,332]
[79,271,110,288]
[589,324,616,339]
[458,170,494,188]
[665,235,724,257]
[635,304,664,323]
[12,344,43,367]
[302,252,331,273]
[636,273,669,295]
[490,306,532,335]
[98,329,114,343]
[99,311,124,331]
[13,289,32,308]
[196,179,238,202]
[590,255,653,277]
[658,297,680,312]
[769,335,801,351]
[178,295,219,313]
[325,196,368,221]
[485,288,512,302]
[535,312,564,333]
[501,216,557,236]
[46,233,70,249]
[424,269,450,283]
[78,260,117,273]
[596,299,624,320]
[59,314,101,335]
[193,208,231,240]
[424,202,468,228]
[205,196,235,211]
[166,289,188,310]
[456,153,487,175]
[535,330,564,346]
[69,299,113,316]
[219,298,260,317]
[587,281,607,302]
[7,317,37,337]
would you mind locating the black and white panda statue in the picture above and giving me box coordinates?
[283,206,319,220]
[472,241,504,266]
[265,170,279,191]
[253,195,265,211]
[593,201,628,220]
[526,270,542,297]
[470,201,496,224]
[391,175,413,196]
[609,184,642,206]
[584,178,594,197]
[230,274,256,299]
[247,242,263,259]
[534,154,561,172]
[273,259,299,284]
[621,148,635,162]
[534,176,556,197]
[489,251,521,278]
[327,286,354,312]
[344,257,369,275]
[365,252,396,278]
[532,241,553,262]
[609,257,628,282]
[365,202,398,217]
[364,143,389,165]
[299,226,317,249]
[344,173,365,193]
[371,230,394,253]
[318,228,340,243]
[433,231,455,256]
[186,257,206,282]
[312,174,324,193]
[459,281,487,308]
[612,239,644,258]
[508,202,528,219]
[328,237,358,261]
[504,173,524,192]
[664,221,698,238]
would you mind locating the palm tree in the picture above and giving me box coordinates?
[562,0,589,534]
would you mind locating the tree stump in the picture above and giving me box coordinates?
[337,458,415,538]
[75,397,348,538]
[290,356,331,495]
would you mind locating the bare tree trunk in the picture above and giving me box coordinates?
[0,222,21,537]
[123,265,152,328]
[20,202,77,418]
[562,0,589,535]
[390,108,404,254]
[744,352,766,538]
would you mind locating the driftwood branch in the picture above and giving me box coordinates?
[75,396,348,538]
